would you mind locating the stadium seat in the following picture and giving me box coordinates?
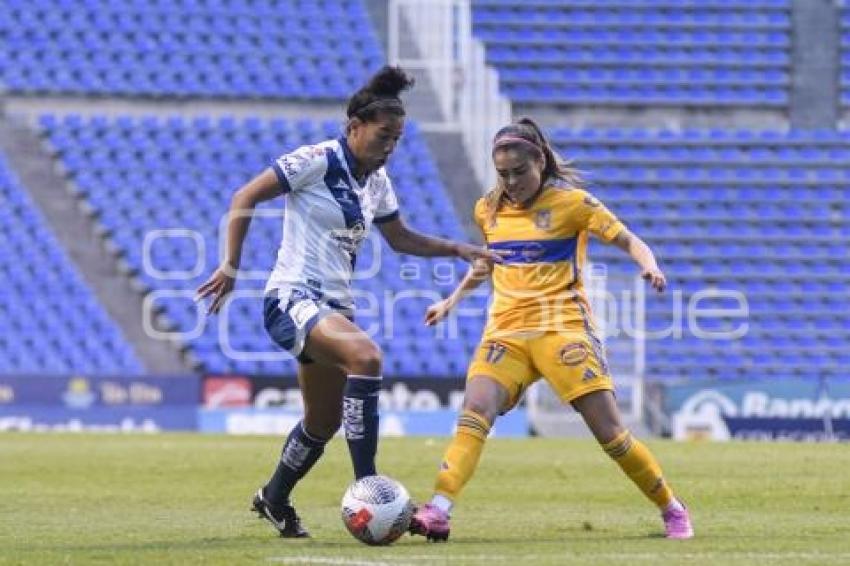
[0,153,143,373]
[0,1,384,99]
[548,127,849,382]
[472,0,792,106]
[42,115,469,377]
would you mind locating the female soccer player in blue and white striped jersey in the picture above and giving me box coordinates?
[196,66,501,538]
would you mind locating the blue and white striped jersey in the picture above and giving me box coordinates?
[264,136,399,307]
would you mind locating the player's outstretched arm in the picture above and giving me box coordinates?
[611,228,667,293]
[425,258,492,326]
[196,169,283,314]
[377,216,502,264]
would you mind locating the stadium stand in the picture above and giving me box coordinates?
[40,115,484,376]
[39,115,849,382]
[554,127,850,381]
[472,0,791,106]
[0,0,384,99]
[0,153,143,374]
[4,0,845,385]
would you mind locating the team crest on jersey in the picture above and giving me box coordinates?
[559,342,588,366]
[534,209,552,230]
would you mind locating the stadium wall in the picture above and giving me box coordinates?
[0,374,529,437]
[2,374,848,441]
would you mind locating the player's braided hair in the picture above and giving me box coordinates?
[346,66,415,126]
[484,117,585,226]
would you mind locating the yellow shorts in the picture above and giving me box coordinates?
[467,330,614,410]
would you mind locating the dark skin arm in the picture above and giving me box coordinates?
[377,216,503,263]
[195,168,283,314]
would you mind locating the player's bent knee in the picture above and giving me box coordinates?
[345,341,382,376]
[461,400,498,425]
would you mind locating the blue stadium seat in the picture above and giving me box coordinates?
[0,1,384,99]
[473,0,792,106]
[548,126,849,381]
[42,115,470,377]
[0,153,143,373]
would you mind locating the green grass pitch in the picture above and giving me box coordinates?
[1,433,848,565]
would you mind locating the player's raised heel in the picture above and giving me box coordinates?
[251,488,310,538]
[409,503,450,542]
[662,501,693,540]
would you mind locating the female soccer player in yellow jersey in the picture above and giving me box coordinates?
[409,117,693,541]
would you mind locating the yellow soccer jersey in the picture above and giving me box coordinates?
[473,179,625,336]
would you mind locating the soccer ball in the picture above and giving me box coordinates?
[340,475,415,545]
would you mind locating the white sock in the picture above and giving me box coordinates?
[430,494,453,514]
[664,499,685,513]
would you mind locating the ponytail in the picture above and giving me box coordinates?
[346,66,415,125]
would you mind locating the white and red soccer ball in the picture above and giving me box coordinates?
[341,475,414,545]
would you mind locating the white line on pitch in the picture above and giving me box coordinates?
[267,558,400,566]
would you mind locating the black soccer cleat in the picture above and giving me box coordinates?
[251,488,310,538]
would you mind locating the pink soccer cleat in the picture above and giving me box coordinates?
[662,502,694,539]
[409,503,450,542]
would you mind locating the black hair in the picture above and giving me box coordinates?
[346,65,415,122]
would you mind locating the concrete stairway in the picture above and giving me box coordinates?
[0,114,189,374]
[364,0,488,240]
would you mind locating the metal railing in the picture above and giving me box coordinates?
[388,0,511,191]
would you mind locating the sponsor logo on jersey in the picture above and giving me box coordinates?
[333,184,355,200]
[520,241,545,261]
[559,343,588,366]
[282,155,307,177]
[330,219,368,253]
[584,195,601,208]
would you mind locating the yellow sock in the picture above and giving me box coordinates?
[602,430,674,509]
[433,410,491,502]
